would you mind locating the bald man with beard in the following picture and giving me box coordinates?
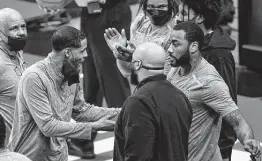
[113,42,193,161]
[0,8,28,147]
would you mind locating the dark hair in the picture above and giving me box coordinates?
[137,0,178,17]
[173,21,204,50]
[0,114,6,148]
[183,0,224,29]
[51,26,86,52]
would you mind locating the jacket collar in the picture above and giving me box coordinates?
[44,55,65,85]
[137,74,167,89]
[202,27,236,51]
[0,44,23,58]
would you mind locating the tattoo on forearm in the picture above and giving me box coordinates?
[224,110,254,144]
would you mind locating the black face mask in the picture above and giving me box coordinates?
[62,55,81,86]
[0,30,27,51]
[146,8,172,26]
[170,48,190,67]
[7,36,27,51]
[130,70,139,86]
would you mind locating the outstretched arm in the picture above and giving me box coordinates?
[224,110,253,143]
[24,73,93,140]
[224,110,261,157]
[202,80,261,158]
[72,84,120,123]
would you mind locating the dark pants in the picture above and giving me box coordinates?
[219,118,237,160]
[81,1,131,108]
[70,1,132,153]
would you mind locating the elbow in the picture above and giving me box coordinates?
[41,128,53,137]
[41,119,56,137]
[42,131,52,137]
[41,126,53,137]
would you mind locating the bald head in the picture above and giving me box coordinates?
[0,8,26,38]
[0,8,27,51]
[133,42,166,67]
[0,8,24,32]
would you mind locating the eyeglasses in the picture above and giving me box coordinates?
[14,62,28,76]
[131,60,164,71]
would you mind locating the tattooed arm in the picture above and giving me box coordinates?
[224,109,261,157]
[224,109,254,144]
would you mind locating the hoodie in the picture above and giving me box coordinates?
[201,27,237,152]
[202,27,237,103]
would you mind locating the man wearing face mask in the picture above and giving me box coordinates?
[0,8,28,147]
[167,21,261,161]
[8,26,120,161]
[175,0,237,160]
[114,42,192,161]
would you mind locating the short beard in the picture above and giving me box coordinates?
[62,59,80,86]
[130,70,139,86]
[171,49,190,67]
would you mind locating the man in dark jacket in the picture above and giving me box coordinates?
[114,42,192,161]
[175,0,237,160]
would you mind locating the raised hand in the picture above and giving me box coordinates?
[115,41,136,62]
[104,28,127,58]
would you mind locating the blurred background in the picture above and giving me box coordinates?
[1,0,262,160]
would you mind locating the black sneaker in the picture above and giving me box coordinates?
[81,150,96,159]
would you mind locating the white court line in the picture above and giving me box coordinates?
[232,149,251,161]
[68,155,80,160]
[69,136,262,161]
[69,149,251,161]
[94,137,115,154]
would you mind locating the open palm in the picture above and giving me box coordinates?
[104,28,127,58]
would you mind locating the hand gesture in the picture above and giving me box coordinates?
[115,41,136,62]
[104,28,127,57]
[244,139,261,159]
[91,115,116,131]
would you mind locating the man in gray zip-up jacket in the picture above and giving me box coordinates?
[8,26,120,161]
[0,8,28,147]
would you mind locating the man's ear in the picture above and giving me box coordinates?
[65,48,71,57]
[189,42,199,53]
